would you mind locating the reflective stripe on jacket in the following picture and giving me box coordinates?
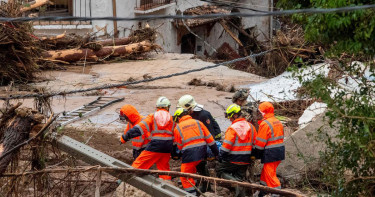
[255,116,285,163]
[221,118,257,164]
[121,116,151,150]
[173,115,218,163]
[144,109,175,153]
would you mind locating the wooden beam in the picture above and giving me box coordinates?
[112,0,118,38]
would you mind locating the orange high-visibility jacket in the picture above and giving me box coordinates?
[144,109,175,153]
[254,102,285,163]
[124,109,175,153]
[120,105,150,150]
[174,115,219,163]
[221,118,257,164]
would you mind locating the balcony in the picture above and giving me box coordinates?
[134,0,176,14]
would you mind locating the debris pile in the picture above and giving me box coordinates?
[188,78,236,92]
[259,25,323,77]
[0,0,160,85]
[39,25,159,64]
[0,1,41,85]
[176,5,231,28]
[273,100,317,131]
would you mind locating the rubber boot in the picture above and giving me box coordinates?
[221,173,246,197]
[196,161,211,193]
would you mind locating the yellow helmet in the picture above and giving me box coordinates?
[156,96,171,108]
[177,95,197,110]
[173,108,188,122]
[225,104,241,119]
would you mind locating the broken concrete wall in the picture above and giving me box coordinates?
[32,0,269,54]
[194,22,239,56]
[278,114,338,179]
[236,0,271,41]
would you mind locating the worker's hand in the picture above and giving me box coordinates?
[120,137,127,144]
[214,133,222,141]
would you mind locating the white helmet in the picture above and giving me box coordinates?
[178,95,197,110]
[156,96,171,108]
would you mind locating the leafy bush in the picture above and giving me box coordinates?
[278,1,375,196]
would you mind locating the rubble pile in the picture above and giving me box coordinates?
[0,1,41,85]
[0,1,159,85]
[40,27,159,63]
[259,25,323,77]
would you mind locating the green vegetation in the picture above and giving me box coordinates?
[278,1,375,196]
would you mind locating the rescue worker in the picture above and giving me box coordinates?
[122,97,175,181]
[232,89,259,129]
[254,102,285,196]
[177,94,221,192]
[178,95,222,140]
[173,108,219,195]
[217,104,257,197]
[232,89,261,183]
[119,104,150,159]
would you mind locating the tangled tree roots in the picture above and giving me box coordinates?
[0,103,44,175]
[0,1,41,85]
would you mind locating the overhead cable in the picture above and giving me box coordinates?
[1,4,375,22]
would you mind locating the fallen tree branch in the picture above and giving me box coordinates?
[1,166,304,196]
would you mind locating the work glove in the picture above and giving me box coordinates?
[214,133,222,141]
[120,137,127,145]
[250,156,256,160]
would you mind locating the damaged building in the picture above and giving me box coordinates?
[31,0,271,56]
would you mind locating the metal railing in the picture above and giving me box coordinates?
[32,0,91,26]
[135,0,174,11]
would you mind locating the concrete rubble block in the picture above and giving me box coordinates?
[278,114,338,179]
[298,102,327,130]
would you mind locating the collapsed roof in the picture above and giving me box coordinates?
[176,5,231,28]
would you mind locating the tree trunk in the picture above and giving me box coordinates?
[21,0,52,12]
[0,105,44,175]
[41,41,158,62]
[41,48,98,62]
[94,41,156,58]
[98,37,133,47]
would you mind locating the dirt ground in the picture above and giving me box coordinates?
[0,53,267,196]
[0,53,265,134]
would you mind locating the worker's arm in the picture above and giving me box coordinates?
[220,128,235,161]
[173,126,183,150]
[172,126,183,159]
[121,127,142,142]
[253,122,270,159]
[207,112,222,140]
[120,124,131,143]
[202,122,219,156]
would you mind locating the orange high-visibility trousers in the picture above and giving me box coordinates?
[180,160,202,194]
[132,150,171,180]
[260,161,281,189]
